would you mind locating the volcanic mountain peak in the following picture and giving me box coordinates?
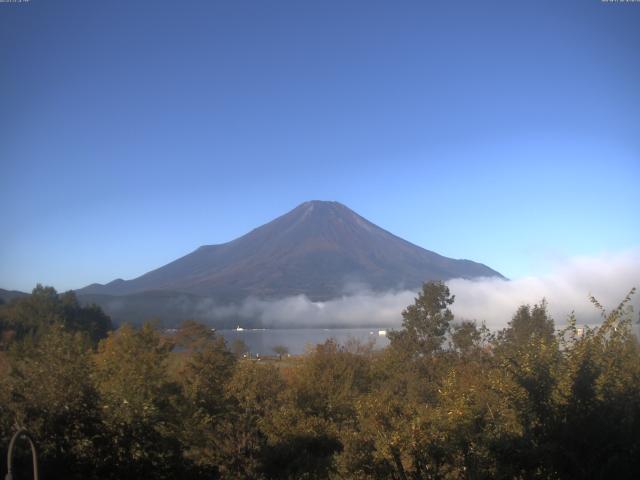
[77,201,503,301]
[294,200,377,233]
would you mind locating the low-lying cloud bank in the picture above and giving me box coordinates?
[198,290,417,328]
[198,249,639,330]
[449,248,640,329]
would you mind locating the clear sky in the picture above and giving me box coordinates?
[1,0,639,292]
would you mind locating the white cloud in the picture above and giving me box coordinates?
[195,249,639,330]
[448,248,640,329]
[204,289,416,328]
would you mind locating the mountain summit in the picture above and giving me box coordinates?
[78,201,503,302]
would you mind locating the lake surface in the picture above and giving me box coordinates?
[216,328,391,355]
[197,323,617,356]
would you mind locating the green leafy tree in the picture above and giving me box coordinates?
[0,285,112,348]
[551,289,640,479]
[504,300,555,346]
[59,291,112,344]
[490,301,562,477]
[1,324,101,478]
[174,321,236,475]
[221,361,285,479]
[1,285,63,341]
[338,282,457,479]
[388,281,455,357]
[93,323,183,479]
[264,339,372,479]
[451,320,490,355]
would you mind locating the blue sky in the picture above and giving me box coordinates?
[1,0,639,292]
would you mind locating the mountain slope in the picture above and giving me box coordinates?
[0,288,29,303]
[78,201,503,301]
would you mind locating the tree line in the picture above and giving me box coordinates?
[0,282,639,479]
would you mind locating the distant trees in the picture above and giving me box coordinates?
[272,344,288,360]
[1,282,639,479]
[0,285,112,348]
[231,338,249,358]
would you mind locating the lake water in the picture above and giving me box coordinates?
[216,328,391,355]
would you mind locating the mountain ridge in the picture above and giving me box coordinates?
[77,200,503,301]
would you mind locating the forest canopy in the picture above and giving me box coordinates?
[0,282,638,479]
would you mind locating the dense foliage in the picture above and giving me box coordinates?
[1,282,639,479]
